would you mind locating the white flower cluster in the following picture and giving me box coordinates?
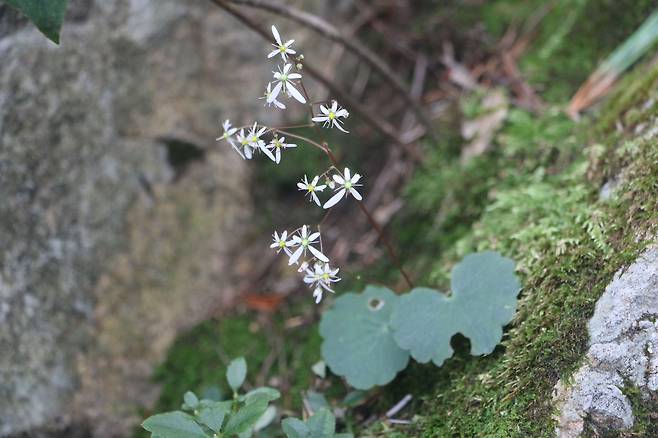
[215,25,365,303]
[298,167,362,209]
[269,225,339,303]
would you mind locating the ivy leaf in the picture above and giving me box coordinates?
[3,0,69,44]
[197,401,231,432]
[223,396,268,436]
[226,357,247,392]
[141,411,207,438]
[281,418,310,438]
[391,251,520,366]
[306,408,335,438]
[320,285,409,389]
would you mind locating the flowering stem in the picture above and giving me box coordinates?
[209,0,405,146]
[276,131,414,290]
[225,0,436,139]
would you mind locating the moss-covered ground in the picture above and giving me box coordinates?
[142,1,658,436]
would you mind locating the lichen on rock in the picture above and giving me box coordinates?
[553,247,658,437]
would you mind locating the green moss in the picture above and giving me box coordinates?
[621,385,658,437]
[386,64,658,437]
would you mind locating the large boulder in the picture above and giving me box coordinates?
[0,0,297,435]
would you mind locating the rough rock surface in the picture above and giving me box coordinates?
[553,247,658,437]
[0,0,307,435]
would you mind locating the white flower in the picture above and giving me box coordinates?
[216,119,238,141]
[297,260,309,273]
[266,136,296,164]
[247,122,267,147]
[268,25,296,62]
[269,230,292,255]
[323,167,363,209]
[245,122,271,159]
[297,175,326,206]
[236,129,254,159]
[260,82,285,109]
[217,119,244,158]
[304,263,340,292]
[273,63,306,104]
[312,100,349,133]
[288,225,329,265]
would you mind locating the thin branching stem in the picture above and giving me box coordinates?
[225,0,434,137]
[275,127,414,289]
[208,0,406,147]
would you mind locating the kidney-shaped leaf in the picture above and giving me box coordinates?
[391,251,520,366]
[4,0,69,44]
[320,285,409,389]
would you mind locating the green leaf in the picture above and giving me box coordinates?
[281,418,310,438]
[311,360,326,378]
[335,434,354,438]
[320,285,409,389]
[197,401,231,432]
[305,390,330,413]
[306,408,335,438]
[243,387,280,404]
[183,391,199,409]
[341,390,368,407]
[226,357,247,392]
[391,251,520,366]
[252,405,277,431]
[3,0,69,44]
[141,411,207,438]
[223,397,268,436]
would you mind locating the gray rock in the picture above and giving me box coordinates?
[553,247,658,437]
[0,0,313,435]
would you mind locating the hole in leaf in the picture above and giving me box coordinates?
[367,297,384,311]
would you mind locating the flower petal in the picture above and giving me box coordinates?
[308,245,329,262]
[271,25,282,45]
[323,188,346,209]
[349,188,362,200]
[287,83,307,103]
[270,81,282,100]
[288,245,304,265]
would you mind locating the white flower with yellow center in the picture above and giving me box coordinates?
[266,136,297,164]
[216,119,243,158]
[312,100,349,133]
[268,25,296,62]
[304,263,340,293]
[273,63,306,104]
[288,225,328,265]
[297,175,326,206]
[269,230,292,255]
[323,167,363,209]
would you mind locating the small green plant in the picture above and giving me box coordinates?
[320,252,520,389]
[142,357,355,437]
[282,409,353,438]
[142,357,279,438]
